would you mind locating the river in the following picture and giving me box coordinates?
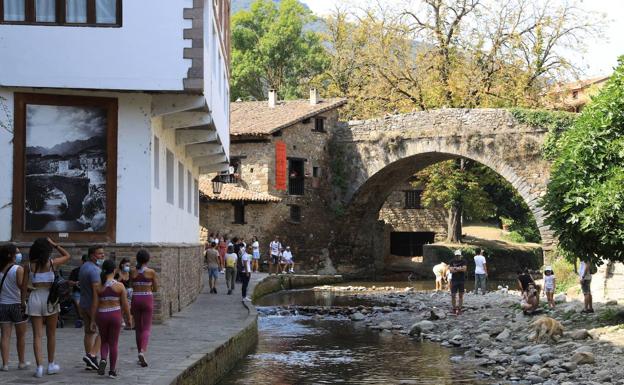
[218,284,501,385]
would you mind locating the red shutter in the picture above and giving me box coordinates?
[275,141,287,191]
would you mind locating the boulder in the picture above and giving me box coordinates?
[429,308,447,320]
[569,329,590,340]
[521,354,543,365]
[408,320,435,337]
[560,362,577,372]
[570,351,595,365]
[496,329,511,341]
[378,320,393,330]
[538,368,551,378]
[351,312,366,321]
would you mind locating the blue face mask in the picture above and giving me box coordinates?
[123,266,130,273]
[15,253,23,264]
[96,258,105,267]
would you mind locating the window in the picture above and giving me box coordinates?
[290,205,301,223]
[0,0,121,26]
[288,159,305,195]
[193,178,199,217]
[178,162,184,209]
[233,202,245,224]
[166,150,174,204]
[153,136,160,189]
[405,190,422,209]
[313,117,325,132]
[312,166,321,178]
[187,170,192,214]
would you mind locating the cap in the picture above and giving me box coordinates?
[454,249,462,256]
[544,266,553,272]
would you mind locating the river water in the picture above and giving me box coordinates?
[219,284,495,385]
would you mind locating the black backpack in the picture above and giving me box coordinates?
[47,261,71,310]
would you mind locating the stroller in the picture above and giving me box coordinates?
[55,269,80,328]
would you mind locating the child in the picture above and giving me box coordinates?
[543,266,556,308]
[282,246,295,273]
[521,283,539,315]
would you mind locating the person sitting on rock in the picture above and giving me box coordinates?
[521,283,540,315]
[432,262,449,291]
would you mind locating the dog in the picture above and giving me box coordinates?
[529,316,564,343]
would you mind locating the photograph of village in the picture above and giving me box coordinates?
[24,104,107,232]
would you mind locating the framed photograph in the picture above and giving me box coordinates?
[12,93,117,242]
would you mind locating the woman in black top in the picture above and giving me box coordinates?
[517,269,535,293]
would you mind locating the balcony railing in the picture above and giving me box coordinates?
[289,177,305,195]
[218,173,239,184]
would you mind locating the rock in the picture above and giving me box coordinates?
[596,369,611,382]
[573,345,592,354]
[560,362,577,371]
[496,328,511,341]
[538,368,551,378]
[378,320,394,330]
[408,320,435,337]
[569,329,590,340]
[521,354,543,365]
[525,374,544,383]
[429,308,447,320]
[555,293,567,303]
[351,312,366,321]
[571,351,595,365]
[606,300,618,306]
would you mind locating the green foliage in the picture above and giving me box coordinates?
[598,308,624,325]
[230,0,328,100]
[509,108,577,159]
[551,257,577,294]
[541,56,624,265]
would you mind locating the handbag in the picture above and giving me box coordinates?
[47,260,71,310]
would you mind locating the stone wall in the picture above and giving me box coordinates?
[11,242,203,322]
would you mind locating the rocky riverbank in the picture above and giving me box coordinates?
[259,284,624,385]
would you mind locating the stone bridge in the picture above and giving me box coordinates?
[330,108,554,274]
[26,174,90,218]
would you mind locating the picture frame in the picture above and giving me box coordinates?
[12,93,118,243]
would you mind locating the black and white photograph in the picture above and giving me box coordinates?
[24,104,108,232]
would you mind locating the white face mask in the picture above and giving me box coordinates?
[15,253,23,264]
[123,265,130,273]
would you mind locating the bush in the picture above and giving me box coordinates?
[550,257,577,294]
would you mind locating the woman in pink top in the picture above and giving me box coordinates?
[218,236,228,272]
[130,250,158,367]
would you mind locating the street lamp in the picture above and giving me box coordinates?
[211,176,223,195]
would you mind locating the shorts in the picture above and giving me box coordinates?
[450,281,465,295]
[581,279,591,294]
[27,288,59,317]
[544,287,554,294]
[0,303,28,324]
[72,291,81,303]
[81,307,98,335]
[271,254,279,264]
[208,267,219,279]
[434,273,443,281]
[253,250,260,259]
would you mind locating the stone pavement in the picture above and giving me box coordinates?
[1,272,266,385]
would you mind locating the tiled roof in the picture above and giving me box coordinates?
[553,76,610,92]
[199,177,281,203]
[230,98,347,136]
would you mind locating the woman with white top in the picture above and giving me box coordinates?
[240,246,253,301]
[0,244,29,371]
[251,236,260,272]
[543,266,556,309]
[24,237,71,378]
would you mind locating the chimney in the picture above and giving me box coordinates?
[268,89,277,108]
[310,88,319,105]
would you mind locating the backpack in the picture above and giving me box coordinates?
[47,261,71,310]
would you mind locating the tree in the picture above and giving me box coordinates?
[541,57,624,264]
[230,0,328,101]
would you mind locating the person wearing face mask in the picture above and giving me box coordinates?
[68,255,88,328]
[130,249,158,368]
[0,243,29,371]
[78,245,106,372]
[114,258,132,329]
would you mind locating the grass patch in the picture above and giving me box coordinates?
[598,308,624,325]
[551,257,578,294]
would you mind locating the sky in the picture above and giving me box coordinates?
[301,0,624,77]
[26,105,106,148]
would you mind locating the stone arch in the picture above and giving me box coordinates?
[26,174,90,219]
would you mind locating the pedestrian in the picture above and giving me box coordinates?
[240,246,252,301]
[520,283,540,314]
[0,243,29,371]
[79,245,105,372]
[432,261,449,291]
[224,245,238,295]
[208,232,215,244]
[282,246,295,274]
[114,258,132,329]
[269,236,281,275]
[251,236,260,272]
[578,258,594,313]
[96,260,132,379]
[67,255,88,328]
[130,249,158,367]
[218,235,228,273]
[473,249,488,295]
[516,268,535,293]
[205,242,220,294]
[449,249,467,315]
[543,266,556,309]
[25,237,71,377]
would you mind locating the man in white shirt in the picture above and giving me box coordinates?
[269,236,282,275]
[282,246,294,274]
[473,249,488,295]
[578,258,594,313]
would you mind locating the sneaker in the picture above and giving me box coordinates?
[138,353,148,368]
[98,359,107,376]
[47,362,60,375]
[34,365,44,378]
[214,287,217,294]
[109,370,118,379]
[1,365,8,372]
[18,362,31,370]
[83,354,99,370]
[243,297,252,302]
[227,290,232,295]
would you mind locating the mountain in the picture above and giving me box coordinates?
[26,136,106,157]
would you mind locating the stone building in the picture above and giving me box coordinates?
[200,90,346,271]
[548,76,609,112]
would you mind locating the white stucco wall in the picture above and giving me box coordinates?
[0,88,199,243]
[0,0,192,91]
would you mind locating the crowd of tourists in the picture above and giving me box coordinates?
[432,249,594,316]
[0,239,157,379]
[204,233,296,301]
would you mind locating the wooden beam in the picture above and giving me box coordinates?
[151,95,206,116]
[186,142,223,158]
[194,154,228,167]
[199,162,230,174]
[176,128,218,145]
[163,112,213,130]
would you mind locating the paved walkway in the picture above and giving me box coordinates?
[1,272,265,385]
